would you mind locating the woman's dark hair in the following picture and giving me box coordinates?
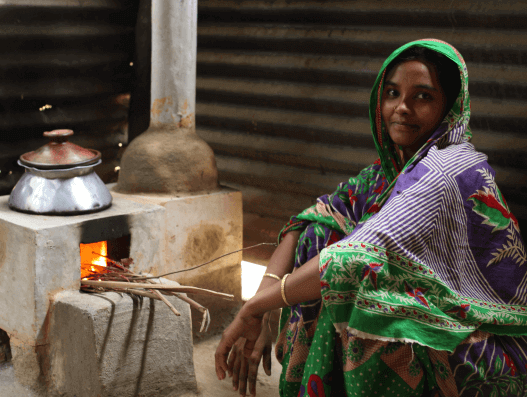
[384,46,462,116]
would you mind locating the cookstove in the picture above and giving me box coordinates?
[0,124,242,396]
[0,193,198,396]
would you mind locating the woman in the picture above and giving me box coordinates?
[215,39,527,396]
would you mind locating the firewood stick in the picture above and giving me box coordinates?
[95,288,181,317]
[143,281,205,311]
[167,292,206,312]
[128,282,209,331]
[123,289,161,300]
[145,278,208,313]
[145,279,210,332]
[150,289,181,316]
[84,285,202,327]
[199,307,211,333]
[158,290,210,332]
[171,293,210,332]
[82,269,210,332]
[81,279,234,300]
[84,270,212,331]
[97,271,208,313]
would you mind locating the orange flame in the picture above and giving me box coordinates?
[80,241,108,279]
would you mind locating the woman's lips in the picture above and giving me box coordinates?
[391,122,419,132]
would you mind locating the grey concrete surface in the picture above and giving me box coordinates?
[110,186,244,303]
[45,290,197,397]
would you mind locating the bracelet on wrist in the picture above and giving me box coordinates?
[281,273,292,306]
[263,272,281,281]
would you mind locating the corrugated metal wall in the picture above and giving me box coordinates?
[0,0,138,195]
[2,1,526,233]
[196,0,527,232]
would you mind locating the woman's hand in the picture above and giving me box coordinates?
[215,306,264,381]
[216,230,298,389]
[216,252,321,382]
[227,314,273,396]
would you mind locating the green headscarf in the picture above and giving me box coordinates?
[369,39,472,185]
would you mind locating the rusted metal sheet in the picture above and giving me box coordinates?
[196,0,527,230]
[0,0,138,194]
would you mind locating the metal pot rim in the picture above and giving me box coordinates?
[18,159,102,179]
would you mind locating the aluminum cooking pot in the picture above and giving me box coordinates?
[8,130,112,215]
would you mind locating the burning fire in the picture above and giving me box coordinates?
[80,241,108,279]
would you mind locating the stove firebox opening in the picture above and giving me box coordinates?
[80,235,131,279]
[0,329,12,364]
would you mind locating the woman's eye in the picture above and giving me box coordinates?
[416,92,433,100]
[386,89,398,97]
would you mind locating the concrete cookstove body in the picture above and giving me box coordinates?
[0,194,198,396]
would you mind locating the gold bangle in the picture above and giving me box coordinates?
[281,273,291,306]
[263,273,281,281]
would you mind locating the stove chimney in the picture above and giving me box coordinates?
[115,0,218,194]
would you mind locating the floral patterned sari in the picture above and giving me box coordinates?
[276,39,527,397]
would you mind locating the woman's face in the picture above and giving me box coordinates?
[381,60,447,159]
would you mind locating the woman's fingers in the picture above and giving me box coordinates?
[231,351,241,390]
[247,350,261,395]
[215,308,264,382]
[215,342,228,380]
[228,338,245,378]
[247,356,259,396]
[215,318,247,379]
[238,355,248,396]
[227,348,237,378]
[246,331,270,395]
[248,318,273,377]
[262,342,272,377]
[243,338,257,358]
[230,338,246,390]
[215,331,237,379]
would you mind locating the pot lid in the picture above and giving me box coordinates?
[20,129,101,169]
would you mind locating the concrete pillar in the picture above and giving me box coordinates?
[112,0,242,340]
[116,0,218,194]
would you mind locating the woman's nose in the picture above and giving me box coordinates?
[394,99,410,114]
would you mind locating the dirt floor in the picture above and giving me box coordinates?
[188,335,281,397]
[0,334,281,397]
[0,362,37,397]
